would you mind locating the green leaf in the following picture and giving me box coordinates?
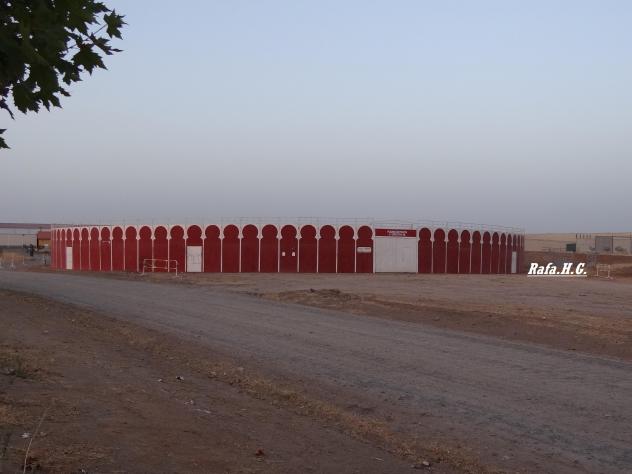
[0,130,9,150]
[0,0,124,149]
[103,11,125,39]
[73,46,106,73]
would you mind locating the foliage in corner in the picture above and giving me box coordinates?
[0,0,125,149]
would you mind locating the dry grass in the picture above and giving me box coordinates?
[30,293,497,473]
[2,289,501,472]
[198,361,496,473]
[0,347,32,379]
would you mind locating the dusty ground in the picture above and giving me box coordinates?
[63,268,632,361]
[3,267,632,473]
[0,289,472,474]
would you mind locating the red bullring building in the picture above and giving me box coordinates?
[50,219,524,274]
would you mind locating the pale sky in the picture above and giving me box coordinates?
[1,1,631,232]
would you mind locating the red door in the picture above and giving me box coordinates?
[491,232,500,274]
[260,225,278,273]
[505,235,513,274]
[418,228,432,273]
[90,228,100,271]
[446,229,459,274]
[138,226,152,272]
[169,226,186,273]
[125,227,138,272]
[499,234,507,274]
[112,227,124,271]
[100,228,112,272]
[241,224,259,272]
[298,225,317,273]
[481,232,491,274]
[80,228,90,270]
[153,226,168,272]
[318,225,336,273]
[471,231,482,274]
[356,226,373,273]
[204,225,221,272]
[222,225,239,272]
[337,226,355,273]
[433,229,446,273]
[458,230,471,274]
[72,229,80,270]
[280,225,298,272]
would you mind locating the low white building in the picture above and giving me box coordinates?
[0,223,50,248]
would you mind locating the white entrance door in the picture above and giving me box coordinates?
[186,246,202,272]
[511,251,517,274]
[374,237,418,272]
[65,247,73,270]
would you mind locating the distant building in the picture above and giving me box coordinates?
[0,223,51,248]
[526,232,632,255]
[37,230,51,249]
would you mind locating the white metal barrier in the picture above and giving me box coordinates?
[141,259,178,275]
[595,264,611,279]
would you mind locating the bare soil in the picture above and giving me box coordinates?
[3,270,632,473]
[0,289,477,474]
[60,269,632,362]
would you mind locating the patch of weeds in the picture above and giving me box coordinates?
[0,350,31,379]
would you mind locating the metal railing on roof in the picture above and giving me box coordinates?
[52,217,525,234]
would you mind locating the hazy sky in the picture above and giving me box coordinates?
[2,1,631,232]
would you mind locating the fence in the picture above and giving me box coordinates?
[50,221,525,275]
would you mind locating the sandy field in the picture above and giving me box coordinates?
[71,268,632,361]
[1,289,438,473]
[2,266,632,473]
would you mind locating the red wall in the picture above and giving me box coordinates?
[60,230,65,269]
[204,225,221,272]
[187,225,203,246]
[433,229,446,273]
[54,224,524,275]
[356,226,373,273]
[260,225,278,273]
[418,228,432,273]
[100,227,112,272]
[505,234,513,274]
[491,232,500,274]
[481,232,491,274]
[125,227,138,272]
[337,225,355,273]
[112,227,124,271]
[318,225,336,273]
[298,225,317,273]
[65,229,71,268]
[446,229,459,274]
[222,225,240,272]
[169,226,186,273]
[516,235,520,271]
[80,228,90,271]
[153,226,168,272]
[90,228,100,271]
[280,225,298,273]
[471,231,482,274]
[458,230,471,274]
[241,224,259,272]
[138,226,152,272]
[71,229,80,270]
[499,234,507,274]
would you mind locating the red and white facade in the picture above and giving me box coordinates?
[49,221,525,274]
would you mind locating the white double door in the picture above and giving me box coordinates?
[66,247,73,270]
[186,246,202,272]
[374,237,418,272]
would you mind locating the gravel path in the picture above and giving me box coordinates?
[1,271,631,473]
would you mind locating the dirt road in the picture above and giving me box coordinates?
[1,271,631,473]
